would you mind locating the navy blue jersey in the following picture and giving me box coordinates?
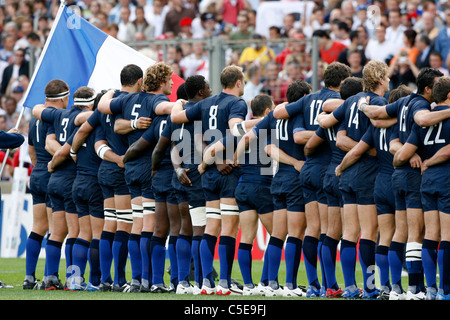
[285,87,341,164]
[334,91,387,143]
[143,114,172,166]
[361,124,397,175]
[67,124,104,176]
[253,110,305,175]
[109,91,169,150]
[386,93,430,144]
[315,125,346,168]
[41,106,83,171]
[28,117,53,165]
[184,92,247,148]
[407,105,450,171]
[87,90,129,156]
[163,101,202,166]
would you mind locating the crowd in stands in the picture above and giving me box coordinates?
[1,0,450,179]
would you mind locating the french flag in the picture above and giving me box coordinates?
[23,3,183,109]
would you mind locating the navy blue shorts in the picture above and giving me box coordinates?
[180,165,205,208]
[171,171,189,204]
[98,161,129,199]
[201,166,241,202]
[29,164,51,207]
[391,168,422,210]
[420,168,450,214]
[47,170,77,213]
[323,170,342,208]
[339,159,378,205]
[374,172,396,215]
[271,173,305,212]
[72,174,104,218]
[299,162,327,205]
[235,182,273,214]
[152,163,178,204]
[124,157,153,199]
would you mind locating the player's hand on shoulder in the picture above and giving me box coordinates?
[136,117,152,130]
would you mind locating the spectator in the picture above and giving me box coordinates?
[109,0,136,24]
[415,33,432,69]
[116,5,134,42]
[331,19,351,46]
[179,41,209,80]
[365,23,396,63]
[414,11,440,41]
[281,13,296,38]
[216,0,251,27]
[14,19,34,51]
[242,64,263,108]
[145,0,169,39]
[1,48,28,95]
[192,12,220,39]
[261,61,289,105]
[347,48,364,78]
[163,0,196,37]
[130,6,154,41]
[107,22,119,39]
[229,13,253,53]
[338,30,367,66]
[388,50,417,90]
[302,5,330,38]
[267,26,284,56]
[178,17,193,39]
[166,45,184,64]
[0,34,17,63]
[238,34,275,74]
[390,28,420,66]
[434,6,450,68]
[313,29,347,65]
[1,95,18,130]
[385,9,407,55]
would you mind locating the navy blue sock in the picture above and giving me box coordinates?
[113,231,129,286]
[238,242,253,286]
[422,239,439,291]
[177,234,192,283]
[150,235,167,285]
[140,231,153,287]
[285,236,302,289]
[218,236,236,287]
[192,235,203,286]
[200,233,217,286]
[303,235,320,289]
[128,233,141,284]
[25,232,44,279]
[100,231,114,284]
[72,238,90,280]
[45,240,62,278]
[318,233,326,289]
[321,236,339,290]
[375,245,390,290]
[359,239,376,292]
[340,239,357,289]
[65,238,76,279]
[260,248,269,286]
[267,236,284,285]
[388,241,405,290]
[88,239,101,286]
[168,235,178,287]
[438,241,450,295]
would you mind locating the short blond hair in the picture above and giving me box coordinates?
[142,62,172,92]
[362,60,389,92]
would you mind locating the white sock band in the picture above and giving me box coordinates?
[406,242,423,262]
[142,201,155,215]
[190,206,206,226]
[220,203,240,216]
[104,208,116,221]
[132,204,143,218]
[116,209,133,224]
[206,207,221,220]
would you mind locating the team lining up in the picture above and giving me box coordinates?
[22,60,450,300]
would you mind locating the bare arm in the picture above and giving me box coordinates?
[304,132,325,157]
[414,109,450,128]
[317,112,339,129]
[45,133,61,155]
[293,130,314,145]
[421,143,450,174]
[170,100,189,124]
[95,140,124,168]
[265,143,304,172]
[123,137,152,164]
[32,104,46,120]
[393,142,419,167]
[272,102,289,119]
[71,121,93,153]
[28,145,37,166]
[199,140,226,175]
[97,90,115,114]
[336,130,358,152]
[335,140,371,177]
[75,111,94,127]
[48,142,71,172]
[322,99,343,113]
